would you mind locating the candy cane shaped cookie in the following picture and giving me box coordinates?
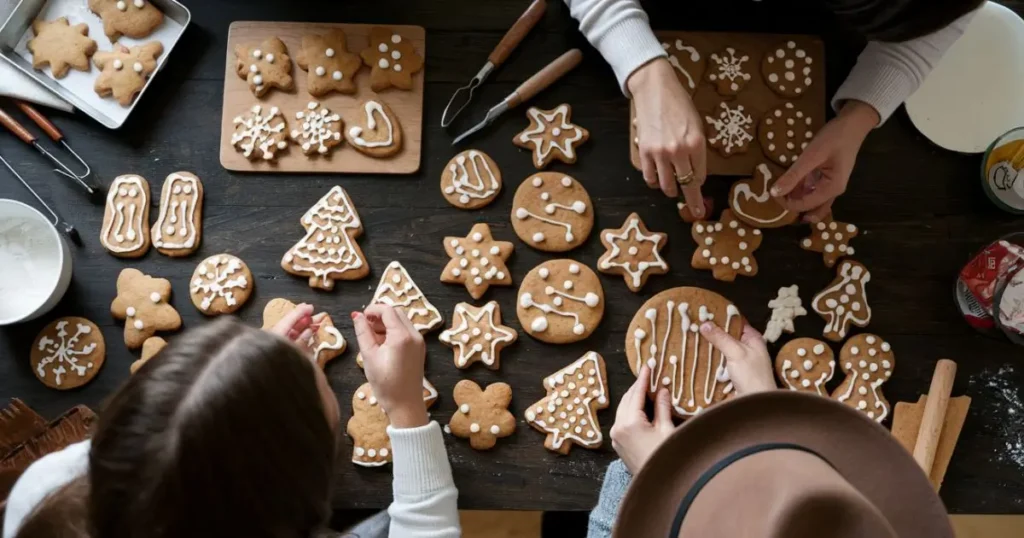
[344,99,403,158]
[100,174,150,258]
[831,334,894,423]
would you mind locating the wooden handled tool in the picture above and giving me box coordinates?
[913,359,957,473]
[0,100,95,194]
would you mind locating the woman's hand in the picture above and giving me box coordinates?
[629,58,708,218]
[700,322,776,396]
[268,303,321,357]
[771,100,880,222]
[352,305,428,429]
[610,366,676,474]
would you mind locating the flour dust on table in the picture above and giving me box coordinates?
[189,254,252,316]
[151,171,203,257]
[525,351,609,455]
[31,317,105,390]
[517,260,604,344]
[774,337,834,396]
[511,172,594,253]
[282,186,369,291]
[100,174,151,258]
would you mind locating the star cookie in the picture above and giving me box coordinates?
[290,102,344,156]
[691,209,763,282]
[111,268,181,349]
[705,101,754,157]
[231,105,289,161]
[189,254,253,316]
[261,298,346,369]
[449,380,516,450]
[93,42,163,106]
[812,260,872,342]
[513,104,590,169]
[706,47,752,95]
[728,163,796,229]
[359,27,423,91]
[130,336,166,374]
[801,218,859,268]
[31,317,105,390]
[525,352,609,454]
[597,212,668,292]
[87,0,163,41]
[234,37,294,97]
[297,29,362,96]
[440,223,513,299]
[27,18,97,79]
[439,301,518,370]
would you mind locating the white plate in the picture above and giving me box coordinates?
[905,2,1024,154]
[0,199,71,325]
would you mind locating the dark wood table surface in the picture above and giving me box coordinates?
[1,0,1023,513]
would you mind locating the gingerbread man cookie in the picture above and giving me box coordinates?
[345,99,403,158]
[234,37,294,97]
[93,42,162,106]
[764,285,807,343]
[812,260,872,342]
[151,172,203,257]
[189,254,253,316]
[525,352,609,455]
[662,39,705,95]
[597,212,668,292]
[763,40,815,98]
[706,47,752,95]
[759,102,816,166]
[831,334,894,422]
[705,101,754,157]
[261,299,346,369]
[100,174,150,258]
[441,150,502,209]
[625,287,744,418]
[296,29,362,96]
[130,336,166,374]
[511,173,594,252]
[32,317,105,390]
[729,163,796,229]
[231,105,289,161]
[449,380,516,450]
[440,223,513,299]
[111,268,181,349]
[439,301,518,370]
[87,0,163,41]
[513,105,589,169]
[801,218,859,268]
[359,27,424,91]
[517,260,604,344]
[691,209,763,282]
[282,186,369,291]
[290,102,344,156]
[775,338,834,396]
[27,18,97,79]
[347,381,437,467]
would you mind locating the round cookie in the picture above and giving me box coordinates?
[189,254,253,315]
[441,149,502,209]
[290,102,344,157]
[831,334,894,423]
[344,99,403,158]
[758,102,816,167]
[448,380,516,450]
[232,105,289,161]
[775,338,835,396]
[625,287,745,419]
[762,40,814,97]
[705,47,752,96]
[517,260,604,344]
[511,172,594,252]
[31,317,105,390]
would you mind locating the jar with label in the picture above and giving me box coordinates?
[956,233,1024,345]
[982,127,1024,214]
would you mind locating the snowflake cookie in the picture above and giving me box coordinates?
[234,37,294,97]
[93,41,163,106]
[597,212,669,292]
[762,40,815,98]
[290,102,344,156]
[775,337,834,396]
[525,352,609,454]
[262,298,346,369]
[347,381,438,467]
[31,317,105,390]
[517,260,605,344]
[763,285,807,343]
[691,209,763,282]
[705,101,754,157]
[359,27,423,91]
[450,380,516,450]
[297,29,362,96]
[282,186,369,291]
[189,254,253,316]
[801,218,859,268]
[513,104,589,169]
[27,18,97,79]
[812,260,872,342]
[440,223,513,299]
[87,0,164,42]
[439,301,518,370]
[232,105,289,161]
[706,47,752,95]
[662,39,705,95]
[831,334,893,422]
[111,268,181,349]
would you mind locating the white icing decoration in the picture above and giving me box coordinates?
[763,285,807,343]
[812,261,872,340]
[370,262,442,332]
[190,255,248,311]
[290,102,342,155]
[101,175,148,254]
[732,163,792,227]
[526,352,607,450]
[514,176,586,244]
[348,101,394,148]
[113,59,123,70]
[662,39,701,90]
[35,321,98,386]
[282,186,365,289]
[705,102,754,154]
[445,150,499,205]
[518,105,585,164]
[152,173,200,250]
[231,105,288,160]
[598,215,667,289]
[707,47,751,91]
[116,0,126,10]
[439,302,516,368]
[519,264,600,337]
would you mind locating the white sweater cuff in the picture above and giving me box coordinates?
[593,17,666,96]
[387,421,454,497]
[831,56,914,126]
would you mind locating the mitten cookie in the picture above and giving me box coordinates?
[763,40,815,98]
[297,30,362,96]
[691,209,763,282]
[151,172,202,257]
[93,41,163,106]
[439,301,517,370]
[625,287,744,418]
[27,18,97,79]
[775,338,834,396]
[764,285,806,343]
[130,336,166,374]
[347,381,437,466]
[359,27,423,91]
[232,105,289,161]
[525,352,609,454]
[189,254,253,316]
[511,173,594,252]
[513,105,589,169]
[345,99,402,158]
[517,260,604,344]
[449,380,516,450]
[234,37,293,97]
[111,268,181,349]
[100,174,150,258]
[759,102,816,167]
[282,186,369,291]
[597,212,668,292]
[290,102,343,156]
[261,298,346,369]
[441,149,502,209]
[812,260,872,342]
[705,101,754,156]
[440,223,513,299]
[831,334,894,422]
[801,218,859,268]
[661,39,705,95]
[705,47,752,95]
[729,163,796,229]
[87,0,163,41]
[32,317,105,390]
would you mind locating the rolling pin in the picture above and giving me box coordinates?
[912,359,957,474]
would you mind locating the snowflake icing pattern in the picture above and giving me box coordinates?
[705,102,754,155]
[36,321,97,386]
[191,255,249,311]
[232,105,288,160]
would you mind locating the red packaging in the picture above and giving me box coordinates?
[959,240,1024,313]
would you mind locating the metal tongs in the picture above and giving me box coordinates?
[441,0,547,128]
[0,101,95,195]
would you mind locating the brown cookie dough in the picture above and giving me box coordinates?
[525,352,609,454]
[87,0,163,41]
[100,174,150,258]
[728,163,796,229]
[440,149,502,209]
[440,223,513,300]
[290,102,344,156]
[234,37,294,97]
[439,301,517,370]
[597,212,668,292]
[517,260,604,344]
[831,334,894,423]
[93,42,162,106]
[347,381,438,467]
[151,171,203,257]
[705,101,754,157]
[261,299,346,369]
[111,268,181,349]
[344,99,403,158]
[801,218,859,268]
[691,209,763,282]
[758,102,816,167]
[811,260,872,342]
[775,338,834,396]
[296,29,362,96]
[231,105,289,161]
[705,47,752,95]
[511,172,594,252]
[31,317,105,390]
[762,40,815,97]
[27,18,97,79]
[189,254,253,316]
[359,27,423,92]
[512,104,589,169]
[449,380,516,450]
[661,39,705,96]
[130,336,166,374]
[282,186,369,291]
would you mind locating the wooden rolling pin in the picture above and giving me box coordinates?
[912,359,957,474]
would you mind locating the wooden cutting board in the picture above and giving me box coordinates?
[220,21,425,174]
[630,31,826,177]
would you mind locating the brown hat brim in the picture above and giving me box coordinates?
[614,391,953,538]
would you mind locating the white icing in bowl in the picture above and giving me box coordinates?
[0,200,71,325]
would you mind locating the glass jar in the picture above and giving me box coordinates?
[982,126,1024,214]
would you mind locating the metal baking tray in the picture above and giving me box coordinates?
[0,0,190,129]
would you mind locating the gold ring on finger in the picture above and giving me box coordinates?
[675,171,695,186]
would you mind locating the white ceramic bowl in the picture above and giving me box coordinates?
[0,199,72,325]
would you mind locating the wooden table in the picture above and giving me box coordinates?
[1,0,1023,513]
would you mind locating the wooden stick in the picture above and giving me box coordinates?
[509,49,582,107]
[913,359,957,474]
[488,0,547,68]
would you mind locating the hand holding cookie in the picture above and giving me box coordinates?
[352,305,428,428]
[699,322,776,396]
[609,366,674,474]
[266,302,318,354]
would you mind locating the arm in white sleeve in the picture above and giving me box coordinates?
[564,0,666,95]
[386,422,461,538]
[831,9,979,124]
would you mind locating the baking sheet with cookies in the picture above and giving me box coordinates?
[219,21,425,175]
[0,0,189,129]
[630,32,825,177]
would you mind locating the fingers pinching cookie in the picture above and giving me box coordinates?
[729,163,796,229]
[449,380,516,450]
[439,301,517,370]
[526,352,609,454]
[775,338,834,396]
[511,172,594,252]
[706,47,752,95]
[440,223,513,299]
[234,37,294,97]
[762,40,815,98]
[151,172,203,257]
[111,268,181,349]
[759,102,816,167]
[345,99,403,158]
[32,317,105,390]
[513,105,589,169]
[100,174,150,258]
[189,254,253,316]
[261,299,346,369]
[282,186,369,291]
[441,150,502,209]
[691,209,763,282]
[801,218,859,268]
[705,102,755,157]
[93,42,162,106]
[359,27,423,92]
[812,260,872,342]
[296,30,362,96]
[232,105,289,161]
[517,260,604,344]
[597,212,669,292]
[27,18,97,79]
[87,0,164,41]
[370,261,443,333]
[290,102,344,157]
[831,334,894,422]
